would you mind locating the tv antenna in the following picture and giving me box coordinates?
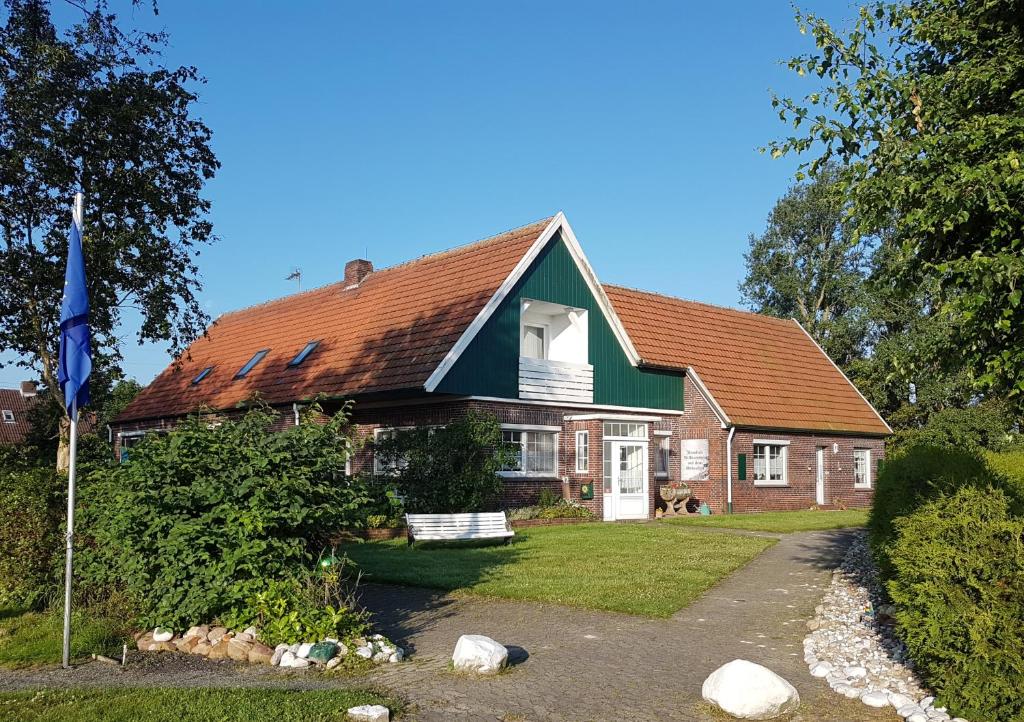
[285,267,302,292]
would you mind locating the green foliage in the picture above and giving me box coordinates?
[740,163,872,366]
[375,412,512,514]
[769,0,1024,402]
[0,1,218,419]
[891,401,1017,453]
[886,488,1024,721]
[536,501,595,520]
[221,558,369,647]
[361,479,405,528]
[0,607,128,668]
[0,462,63,609]
[535,487,561,509]
[985,449,1024,490]
[75,406,369,630]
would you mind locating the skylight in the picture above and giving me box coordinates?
[235,350,269,379]
[288,340,320,367]
[2,410,13,423]
[192,367,213,385]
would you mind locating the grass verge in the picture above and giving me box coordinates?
[343,522,773,617]
[0,688,401,722]
[666,508,869,533]
[0,607,128,668]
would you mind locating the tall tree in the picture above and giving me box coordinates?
[768,0,1024,403]
[0,0,218,468]
[740,164,872,367]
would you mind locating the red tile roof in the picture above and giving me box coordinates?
[0,389,34,444]
[604,285,890,435]
[117,218,554,422]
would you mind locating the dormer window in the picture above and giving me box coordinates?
[235,350,269,379]
[519,299,588,365]
[2,410,13,423]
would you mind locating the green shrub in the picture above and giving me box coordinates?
[886,487,1024,721]
[376,412,514,513]
[361,480,405,527]
[536,487,561,508]
[506,505,540,521]
[536,500,596,520]
[890,401,1017,453]
[220,556,369,647]
[985,449,1024,498]
[867,444,1022,580]
[75,405,370,630]
[0,462,64,609]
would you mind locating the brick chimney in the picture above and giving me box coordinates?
[344,259,373,287]
[19,380,37,398]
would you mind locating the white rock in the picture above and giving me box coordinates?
[843,665,868,679]
[834,684,861,700]
[451,634,509,675]
[372,651,389,663]
[897,705,923,718]
[371,634,385,640]
[296,642,313,659]
[243,626,258,637]
[280,650,296,667]
[288,643,300,654]
[388,648,404,663]
[861,691,890,708]
[810,662,833,678]
[355,645,373,659]
[183,626,204,639]
[346,704,389,722]
[336,643,349,657]
[270,645,288,666]
[326,656,342,670]
[701,659,800,720]
[920,696,935,708]
[152,627,173,643]
[287,656,310,669]
[908,713,928,722]
[889,692,915,710]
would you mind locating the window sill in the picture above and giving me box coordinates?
[854,485,873,491]
[753,481,789,488]
[655,474,669,480]
[498,471,560,481]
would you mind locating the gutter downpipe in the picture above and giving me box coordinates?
[293,403,300,426]
[725,426,736,514]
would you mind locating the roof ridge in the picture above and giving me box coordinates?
[603,283,794,325]
[215,215,557,322]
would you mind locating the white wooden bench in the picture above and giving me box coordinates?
[405,512,515,546]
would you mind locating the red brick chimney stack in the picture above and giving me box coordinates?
[344,259,373,287]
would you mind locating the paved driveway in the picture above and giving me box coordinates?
[361,528,894,721]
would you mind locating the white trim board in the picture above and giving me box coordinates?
[685,367,731,428]
[791,319,894,434]
[423,212,642,392]
[465,395,684,416]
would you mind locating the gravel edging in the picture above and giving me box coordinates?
[802,531,968,722]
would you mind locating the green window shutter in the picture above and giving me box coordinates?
[738,453,746,481]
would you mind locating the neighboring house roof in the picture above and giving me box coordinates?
[604,285,891,435]
[117,217,555,422]
[0,388,34,444]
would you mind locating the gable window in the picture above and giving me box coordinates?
[522,324,547,360]
[501,427,558,476]
[2,409,13,423]
[854,448,872,489]
[288,340,320,367]
[753,440,788,486]
[575,430,589,473]
[192,367,213,385]
[655,433,671,478]
[235,350,269,379]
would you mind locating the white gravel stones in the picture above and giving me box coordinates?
[271,644,288,666]
[296,642,313,659]
[803,531,971,721]
[346,704,390,722]
[152,627,173,642]
[452,634,509,674]
[702,659,800,719]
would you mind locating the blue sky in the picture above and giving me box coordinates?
[2,0,853,388]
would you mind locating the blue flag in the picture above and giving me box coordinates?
[57,206,91,416]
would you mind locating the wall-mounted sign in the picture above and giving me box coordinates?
[681,438,710,481]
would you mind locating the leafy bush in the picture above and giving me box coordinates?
[375,412,513,513]
[221,555,369,647]
[506,500,596,521]
[361,479,405,528]
[536,487,561,508]
[891,401,1017,453]
[0,460,64,609]
[76,405,370,630]
[867,444,1023,580]
[886,487,1024,721]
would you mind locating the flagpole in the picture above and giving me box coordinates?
[61,191,84,669]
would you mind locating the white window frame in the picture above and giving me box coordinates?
[500,424,560,478]
[521,322,549,360]
[373,427,413,475]
[654,431,671,478]
[752,439,790,487]
[1,409,13,423]
[575,430,589,473]
[853,448,872,489]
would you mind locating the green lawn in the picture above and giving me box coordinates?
[666,508,869,533]
[0,688,400,722]
[343,522,774,617]
[0,607,129,668]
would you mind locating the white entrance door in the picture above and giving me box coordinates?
[815,447,826,505]
[612,442,648,520]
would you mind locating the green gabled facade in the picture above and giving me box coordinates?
[434,230,683,410]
